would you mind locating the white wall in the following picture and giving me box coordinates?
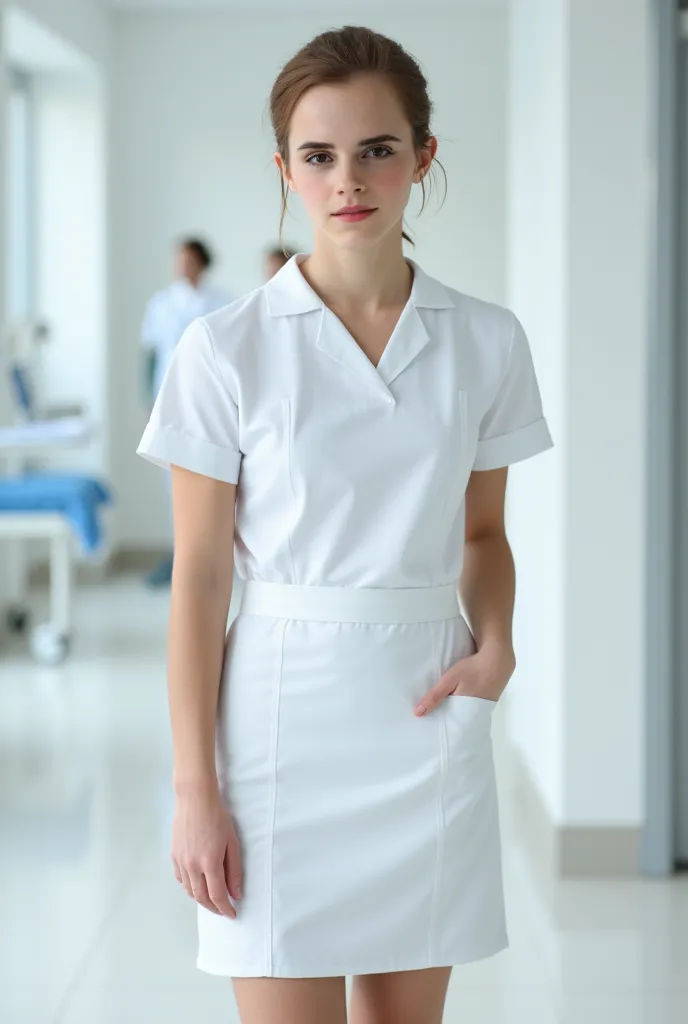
[563,0,648,827]
[507,0,649,830]
[3,3,110,467]
[506,0,567,825]
[34,76,107,474]
[0,2,110,592]
[110,9,508,547]
[2,5,109,467]
[0,16,8,429]
[3,0,109,66]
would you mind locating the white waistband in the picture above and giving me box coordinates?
[239,581,460,624]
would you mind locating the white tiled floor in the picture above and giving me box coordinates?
[1,577,686,1023]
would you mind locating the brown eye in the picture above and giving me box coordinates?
[363,146,393,159]
[306,152,332,166]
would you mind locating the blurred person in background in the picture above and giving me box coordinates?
[140,237,229,587]
[263,243,296,280]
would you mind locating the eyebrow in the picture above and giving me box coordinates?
[296,134,402,151]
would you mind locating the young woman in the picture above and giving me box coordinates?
[138,26,552,1024]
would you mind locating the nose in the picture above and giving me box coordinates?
[336,157,365,196]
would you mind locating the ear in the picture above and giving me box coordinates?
[413,136,438,184]
[274,153,295,191]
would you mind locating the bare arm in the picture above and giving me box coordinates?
[169,465,235,791]
[168,464,241,917]
[460,466,516,665]
[414,467,516,715]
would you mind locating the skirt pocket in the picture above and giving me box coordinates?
[443,693,496,753]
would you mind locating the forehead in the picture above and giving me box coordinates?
[289,74,410,145]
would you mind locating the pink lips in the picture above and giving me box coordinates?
[333,206,377,223]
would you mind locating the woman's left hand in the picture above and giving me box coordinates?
[413,643,516,717]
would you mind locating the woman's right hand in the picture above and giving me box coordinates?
[171,785,243,918]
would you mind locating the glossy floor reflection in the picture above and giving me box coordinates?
[0,576,686,1023]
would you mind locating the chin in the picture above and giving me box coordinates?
[325,222,396,253]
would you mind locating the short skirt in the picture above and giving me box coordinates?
[197,581,507,978]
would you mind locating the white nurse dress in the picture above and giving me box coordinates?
[137,255,553,979]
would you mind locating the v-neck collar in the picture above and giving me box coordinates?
[264,254,455,402]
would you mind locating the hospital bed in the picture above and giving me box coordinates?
[0,416,113,665]
[0,333,112,664]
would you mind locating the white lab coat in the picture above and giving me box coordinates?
[140,277,229,397]
[138,256,553,978]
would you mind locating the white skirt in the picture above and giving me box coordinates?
[197,581,508,978]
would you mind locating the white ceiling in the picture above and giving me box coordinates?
[7,7,97,75]
[103,0,505,11]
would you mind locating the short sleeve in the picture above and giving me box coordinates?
[136,317,241,483]
[473,314,553,471]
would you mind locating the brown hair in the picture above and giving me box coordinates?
[269,26,446,247]
[178,237,213,269]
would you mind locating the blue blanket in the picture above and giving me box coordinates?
[0,474,113,553]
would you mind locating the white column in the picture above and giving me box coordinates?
[563,0,648,828]
[0,7,8,425]
[506,0,568,824]
[0,9,13,608]
[507,0,649,839]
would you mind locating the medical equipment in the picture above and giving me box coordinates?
[1,321,111,665]
[0,417,108,665]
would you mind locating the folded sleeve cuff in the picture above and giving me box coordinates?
[136,424,241,483]
[473,417,553,471]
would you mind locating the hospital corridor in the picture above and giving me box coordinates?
[2,578,687,1023]
[1,2,687,1023]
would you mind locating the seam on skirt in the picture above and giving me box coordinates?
[427,620,447,965]
[265,619,287,975]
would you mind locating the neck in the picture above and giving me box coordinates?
[300,232,412,313]
[184,273,203,289]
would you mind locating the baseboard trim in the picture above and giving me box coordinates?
[108,546,172,574]
[560,825,640,876]
[28,559,111,586]
[27,546,172,585]
[511,749,640,877]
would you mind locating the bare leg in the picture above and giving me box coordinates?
[349,967,452,1024]
[233,976,348,1024]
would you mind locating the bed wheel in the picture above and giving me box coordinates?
[30,624,72,665]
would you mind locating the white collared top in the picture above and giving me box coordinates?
[137,256,553,588]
